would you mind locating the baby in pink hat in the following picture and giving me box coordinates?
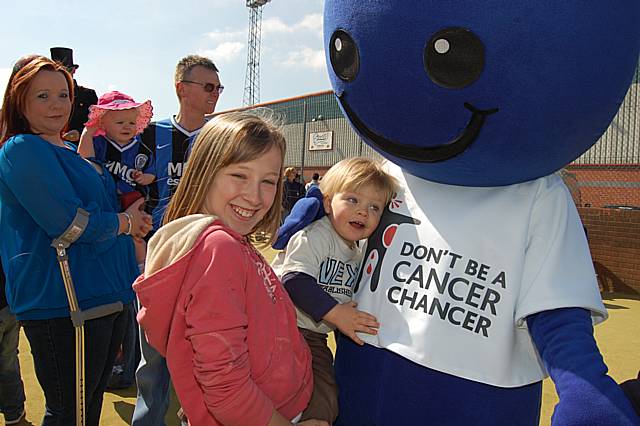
[78,90,154,267]
[78,90,155,198]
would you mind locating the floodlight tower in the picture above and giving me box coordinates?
[243,0,271,106]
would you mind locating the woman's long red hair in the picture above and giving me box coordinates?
[0,56,74,145]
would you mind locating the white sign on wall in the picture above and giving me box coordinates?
[309,131,333,151]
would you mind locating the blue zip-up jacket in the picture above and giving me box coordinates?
[0,134,137,320]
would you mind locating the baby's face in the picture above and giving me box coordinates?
[323,183,388,245]
[101,109,139,145]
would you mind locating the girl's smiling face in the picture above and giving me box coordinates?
[203,144,282,236]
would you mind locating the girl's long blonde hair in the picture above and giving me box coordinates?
[163,111,286,243]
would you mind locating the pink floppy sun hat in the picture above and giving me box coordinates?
[86,90,153,137]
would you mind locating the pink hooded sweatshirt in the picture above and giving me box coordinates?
[134,215,312,425]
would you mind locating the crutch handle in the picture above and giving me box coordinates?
[69,302,124,328]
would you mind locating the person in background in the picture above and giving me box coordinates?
[305,172,320,192]
[0,55,150,425]
[282,167,305,220]
[135,111,326,425]
[50,47,98,134]
[133,54,222,426]
[0,261,26,425]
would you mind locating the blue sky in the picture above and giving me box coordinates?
[1,0,328,118]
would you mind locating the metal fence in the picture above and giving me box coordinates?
[565,64,640,208]
[231,63,639,207]
[575,66,639,165]
[245,91,382,177]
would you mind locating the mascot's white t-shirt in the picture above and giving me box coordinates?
[355,162,607,387]
[272,216,362,334]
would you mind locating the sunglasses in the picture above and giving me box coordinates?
[181,80,225,94]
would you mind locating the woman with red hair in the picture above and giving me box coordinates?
[0,56,151,425]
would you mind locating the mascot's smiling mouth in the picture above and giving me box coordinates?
[337,92,498,163]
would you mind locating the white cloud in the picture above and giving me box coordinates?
[296,13,323,35]
[206,29,245,43]
[282,47,326,70]
[201,30,246,64]
[198,12,322,73]
[200,42,245,63]
[262,13,323,37]
[262,17,292,35]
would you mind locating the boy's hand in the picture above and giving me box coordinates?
[132,171,155,185]
[323,301,379,345]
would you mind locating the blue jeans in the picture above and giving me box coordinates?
[0,306,25,421]
[132,322,171,426]
[22,311,126,426]
[121,302,140,384]
[109,302,140,388]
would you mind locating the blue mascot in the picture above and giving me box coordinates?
[319,1,640,425]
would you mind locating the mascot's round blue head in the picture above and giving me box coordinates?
[324,1,640,186]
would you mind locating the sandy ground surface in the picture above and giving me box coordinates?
[10,245,640,426]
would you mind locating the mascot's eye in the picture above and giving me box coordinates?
[424,27,484,89]
[330,29,360,82]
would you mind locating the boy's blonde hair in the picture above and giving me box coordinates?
[320,157,397,205]
[163,111,286,243]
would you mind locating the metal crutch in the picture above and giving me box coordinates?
[51,208,123,426]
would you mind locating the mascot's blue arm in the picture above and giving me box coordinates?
[527,308,639,425]
[273,186,326,250]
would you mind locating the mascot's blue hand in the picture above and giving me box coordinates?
[527,308,640,425]
[273,186,326,250]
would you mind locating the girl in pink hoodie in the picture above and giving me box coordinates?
[133,112,326,426]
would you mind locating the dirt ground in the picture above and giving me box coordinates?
[11,291,639,425]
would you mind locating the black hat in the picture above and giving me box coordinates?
[50,47,79,69]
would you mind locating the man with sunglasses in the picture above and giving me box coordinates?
[133,54,222,426]
[141,55,223,232]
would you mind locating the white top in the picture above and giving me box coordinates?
[354,162,606,387]
[272,216,363,334]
